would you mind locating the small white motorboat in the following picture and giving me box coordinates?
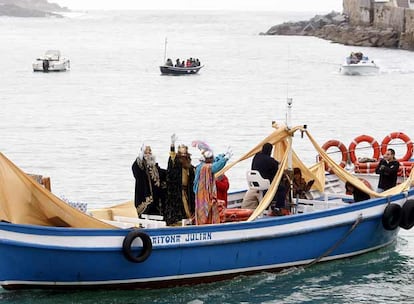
[32,50,70,72]
[340,52,379,75]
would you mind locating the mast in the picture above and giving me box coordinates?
[286,98,295,213]
[163,37,167,64]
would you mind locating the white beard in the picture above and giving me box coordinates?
[144,154,160,187]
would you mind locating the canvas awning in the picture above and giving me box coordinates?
[0,152,115,228]
[216,124,414,221]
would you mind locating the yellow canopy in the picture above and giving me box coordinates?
[216,124,413,221]
[0,153,115,228]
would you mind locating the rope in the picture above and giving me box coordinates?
[305,213,363,268]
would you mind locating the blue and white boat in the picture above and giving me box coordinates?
[0,109,413,290]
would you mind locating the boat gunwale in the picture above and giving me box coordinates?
[0,190,409,237]
[0,191,410,251]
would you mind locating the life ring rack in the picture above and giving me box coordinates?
[122,230,153,263]
[381,132,413,162]
[321,140,348,172]
[348,135,380,164]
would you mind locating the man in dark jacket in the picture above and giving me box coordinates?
[251,143,286,210]
[375,148,400,192]
[252,143,279,181]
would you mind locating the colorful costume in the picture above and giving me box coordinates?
[193,154,228,225]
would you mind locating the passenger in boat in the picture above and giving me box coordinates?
[375,148,400,192]
[252,143,278,181]
[195,59,200,66]
[251,143,286,211]
[181,60,185,67]
[164,134,195,225]
[345,182,370,202]
[42,59,49,72]
[193,146,232,225]
[216,174,230,207]
[291,168,314,199]
[165,58,173,66]
[349,52,359,64]
[132,145,166,216]
[175,58,181,67]
[241,189,260,209]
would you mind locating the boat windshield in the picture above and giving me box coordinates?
[44,50,61,60]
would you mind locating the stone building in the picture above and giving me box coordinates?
[343,0,414,49]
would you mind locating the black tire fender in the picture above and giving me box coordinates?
[382,204,402,231]
[122,230,152,263]
[400,199,414,230]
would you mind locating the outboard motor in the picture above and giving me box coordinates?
[42,59,49,72]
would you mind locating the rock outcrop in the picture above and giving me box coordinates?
[0,0,69,17]
[262,11,403,50]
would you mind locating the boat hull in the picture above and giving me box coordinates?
[0,191,411,290]
[33,59,70,72]
[340,64,379,75]
[160,65,203,75]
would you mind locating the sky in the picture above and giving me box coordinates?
[54,0,343,12]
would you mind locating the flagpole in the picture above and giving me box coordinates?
[163,37,167,64]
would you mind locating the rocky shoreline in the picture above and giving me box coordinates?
[0,0,69,18]
[262,11,402,50]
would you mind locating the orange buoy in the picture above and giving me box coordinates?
[348,135,380,164]
[398,162,413,177]
[321,140,348,172]
[381,132,413,162]
[224,208,254,222]
[354,162,378,174]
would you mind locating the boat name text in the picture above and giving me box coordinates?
[151,232,212,245]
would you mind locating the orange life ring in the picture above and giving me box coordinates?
[354,162,378,173]
[348,135,380,164]
[354,167,376,174]
[381,132,413,162]
[224,208,253,222]
[321,140,348,171]
[398,163,413,177]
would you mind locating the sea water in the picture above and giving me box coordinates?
[0,10,413,303]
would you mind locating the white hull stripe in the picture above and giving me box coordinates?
[0,200,403,249]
